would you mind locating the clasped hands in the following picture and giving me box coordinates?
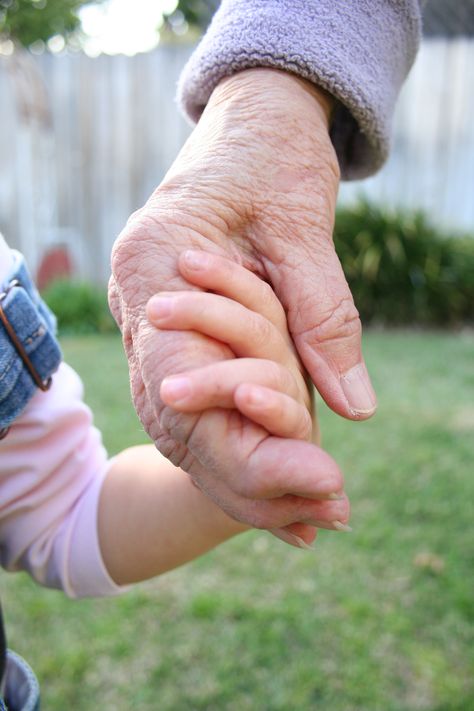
[109,68,377,548]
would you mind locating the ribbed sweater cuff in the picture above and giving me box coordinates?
[178,0,421,180]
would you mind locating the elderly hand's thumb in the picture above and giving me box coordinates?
[277,243,376,421]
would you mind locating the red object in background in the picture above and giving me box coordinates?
[36,246,73,291]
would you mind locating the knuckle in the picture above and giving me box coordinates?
[263,359,281,385]
[265,360,295,395]
[111,212,182,308]
[298,409,314,441]
[267,395,285,421]
[107,276,123,329]
[111,211,148,279]
[304,297,361,346]
[249,311,273,349]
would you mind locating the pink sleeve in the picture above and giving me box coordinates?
[0,362,127,598]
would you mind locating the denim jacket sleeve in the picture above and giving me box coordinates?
[0,250,62,432]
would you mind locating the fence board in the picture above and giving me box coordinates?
[339,39,474,232]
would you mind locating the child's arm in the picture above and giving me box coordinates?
[99,433,348,586]
[0,363,246,596]
[97,445,247,585]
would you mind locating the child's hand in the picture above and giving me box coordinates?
[152,252,316,443]
[146,251,350,548]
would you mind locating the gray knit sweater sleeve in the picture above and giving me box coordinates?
[178,0,422,180]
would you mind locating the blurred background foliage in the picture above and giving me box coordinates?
[0,0,218,49]
[0,0,97,47]
[42,279,116,334]
[163,0,219,34]
[334,202,474,326]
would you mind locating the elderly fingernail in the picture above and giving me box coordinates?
[147,296,173,321]
[271,529,316,551]
[306,519,352,532]
[340,363,377,417]
[333,520,353,533]
[328,492,345,501]
[161,376,191,403]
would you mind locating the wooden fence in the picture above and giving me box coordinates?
[0,46,194,283]
[0,39,473,284]
[339,38,474,233]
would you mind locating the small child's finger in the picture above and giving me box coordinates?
[238,437,344,501]
[234,384,312,441]
[178,250,288,334]
[270,524,318,550]
[160,359,301,411]
[148,290,291,365]
[270,498,352,549]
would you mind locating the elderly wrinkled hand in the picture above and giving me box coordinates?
[109,68,375,532]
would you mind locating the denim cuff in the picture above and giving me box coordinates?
[0,250,62,432]
[1,650,40,711]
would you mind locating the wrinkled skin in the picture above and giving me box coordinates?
[109,69,375,533]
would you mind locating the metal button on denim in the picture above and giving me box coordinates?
[0,250,62,432]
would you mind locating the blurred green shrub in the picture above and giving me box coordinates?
[334,202,474,326]
[42,279,117,335]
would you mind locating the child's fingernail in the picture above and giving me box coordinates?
[333,520,353,533]
[161,376,192,403]
[340,363,377,417]
[148,296,173,321]
[245,386,266,407]
[182,250,209,270]
[270,528,316,551]
[318,480,345,498]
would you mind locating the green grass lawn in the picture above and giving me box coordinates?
[3,331,474,711]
